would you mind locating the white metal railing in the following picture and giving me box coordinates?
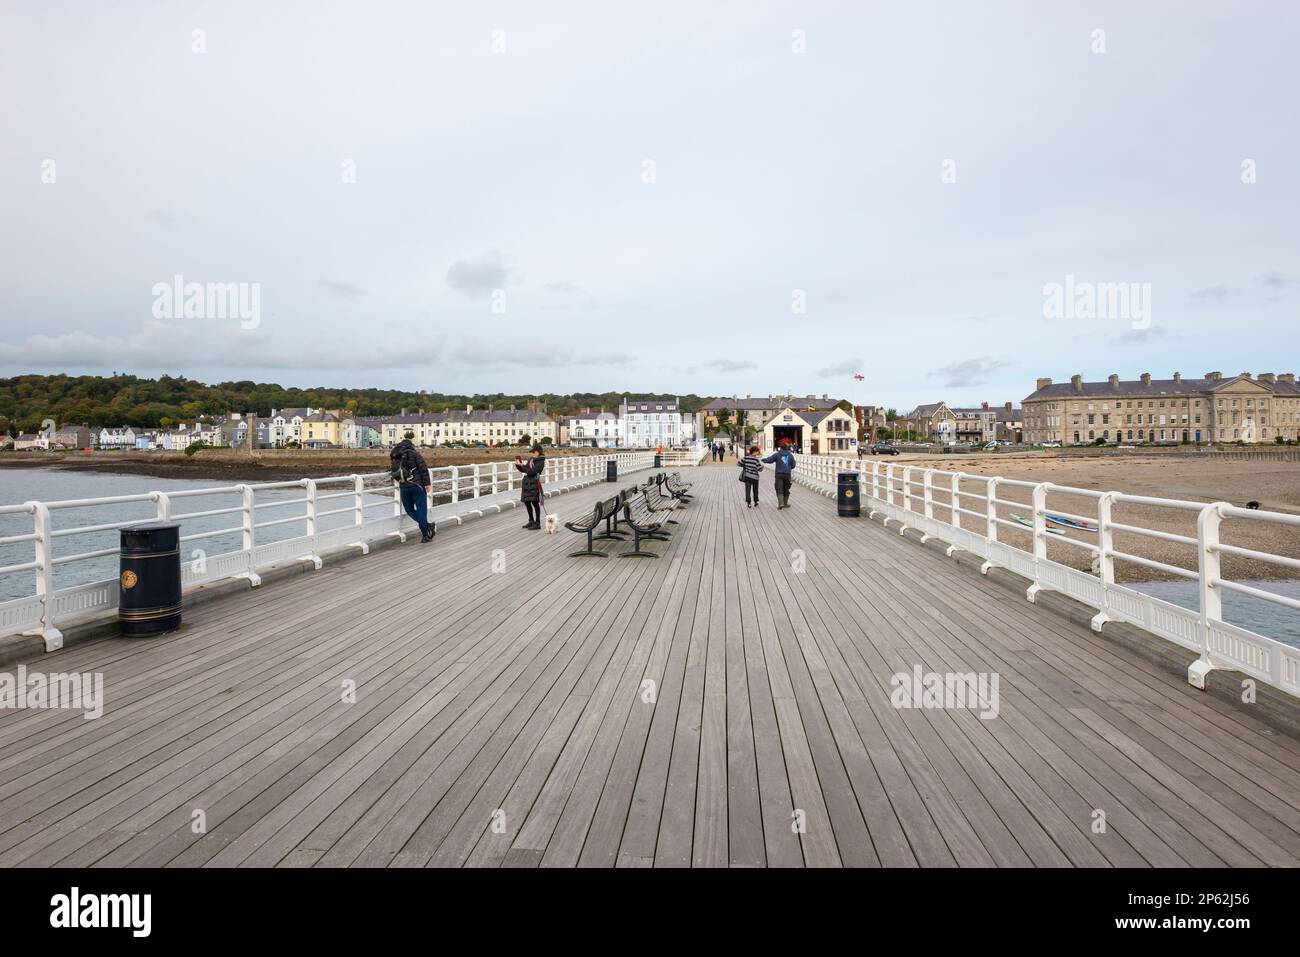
[658,444,710,467]
[792,453,1300,699]
[0,451,654,650]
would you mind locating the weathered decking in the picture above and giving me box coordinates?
[1,466,1298,867]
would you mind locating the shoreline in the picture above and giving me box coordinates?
[0,448,613,483]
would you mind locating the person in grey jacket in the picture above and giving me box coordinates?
[738,446,763,507]
[762,443,797,509]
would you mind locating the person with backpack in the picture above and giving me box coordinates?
[762,440,797,509]
[390,431,433,542]
[515,444,547,529]
[737,445,763,507]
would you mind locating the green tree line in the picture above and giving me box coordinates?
[0,374,706,435]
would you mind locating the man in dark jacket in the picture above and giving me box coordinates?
[515,444,547,529]
[391,432,434,541]
[762,442,797,509]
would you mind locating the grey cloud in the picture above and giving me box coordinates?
[319,280,366,299]
[446,250,510,295]
[1120,327,1167,343]
[1259,272,1289,289]
[816,358,863,377]
[932,357,1008,388]
[1189,284,1240,303]
[449,340,632,369]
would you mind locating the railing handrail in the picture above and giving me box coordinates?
[0,451,656,651]
[791,453,1300,700]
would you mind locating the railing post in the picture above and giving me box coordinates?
[1189,502,1226,689]
[29,502,63,651]
[902,465,913,513]
[1088,490,1116,629]
[885,464,896,507]
[472,463,481,499]
[451,466,460,504]
[921,469,934,542]
[1026,482,1049,602]
[300,479,322,569]
[154,491,171,521]
[980,476,999,574]
[352,474,365,527]
[872,461,880,501]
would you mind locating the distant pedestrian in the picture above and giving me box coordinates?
[738,445,763,507]
[515,444,547,529]
[390,431,433,541]
[763,441,797,509]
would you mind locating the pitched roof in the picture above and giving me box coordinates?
[1023,374,1300,402]
[702,396,838,412]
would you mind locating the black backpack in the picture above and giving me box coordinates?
[389,446,418,484]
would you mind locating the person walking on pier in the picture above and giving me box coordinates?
[516,444,547,529]
[738,445,763,507]
[391,431,434,542]
[763,441,797,509]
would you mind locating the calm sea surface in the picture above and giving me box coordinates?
[0,468,392,601]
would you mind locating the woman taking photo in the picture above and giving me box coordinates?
[515,444,547,529]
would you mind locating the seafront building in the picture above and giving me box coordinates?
[618,397,687,448]
[1022,370,1300,445]
[373,406,558,447]
[566,409,622,448]
[761,404,858,453]
[700,394,840,437]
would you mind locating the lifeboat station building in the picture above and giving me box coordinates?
[761,405,858,454]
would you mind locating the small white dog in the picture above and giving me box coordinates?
[545,513,558,535]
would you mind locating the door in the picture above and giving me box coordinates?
[811,438,819,454]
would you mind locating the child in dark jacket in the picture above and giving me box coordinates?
[738,446,763,507]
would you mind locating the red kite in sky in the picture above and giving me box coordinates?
[853,373,865,381]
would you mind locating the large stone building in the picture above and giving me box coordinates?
[1022,371,1300,445]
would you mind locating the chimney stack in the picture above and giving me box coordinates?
[1241,371,1252,379]
[1140,372,1151,386]
[1278,373,1296,384]
[1259,373,1276,384]
[1005,401,1013,411]
[981,401,989,411]
[1173,371,1182,383]
[465,404,472,415]
[1108,374,1119,387]
[1036,377,1052,391]
[1071,374,1083,391]
[1205,371,1222,381]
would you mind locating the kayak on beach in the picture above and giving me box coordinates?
[1010,513,1066,534]
[1046,513,1098,532]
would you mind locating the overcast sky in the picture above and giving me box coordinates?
[1,1,1296,411]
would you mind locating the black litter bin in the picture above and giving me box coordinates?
[837,471,861,517]
[653,453,662,468]
[606,459,618,482]
[119,522,182,635]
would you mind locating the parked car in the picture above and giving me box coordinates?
[982,442,998,452]
[871,443,900,455]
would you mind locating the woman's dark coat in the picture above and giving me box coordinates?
[515,454,546,503]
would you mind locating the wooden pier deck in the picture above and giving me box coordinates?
[1,467,1298,867]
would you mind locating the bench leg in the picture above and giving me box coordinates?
[621,530,659,558]
[568,528,608,558]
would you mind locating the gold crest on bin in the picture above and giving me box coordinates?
[121,570,138,589]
